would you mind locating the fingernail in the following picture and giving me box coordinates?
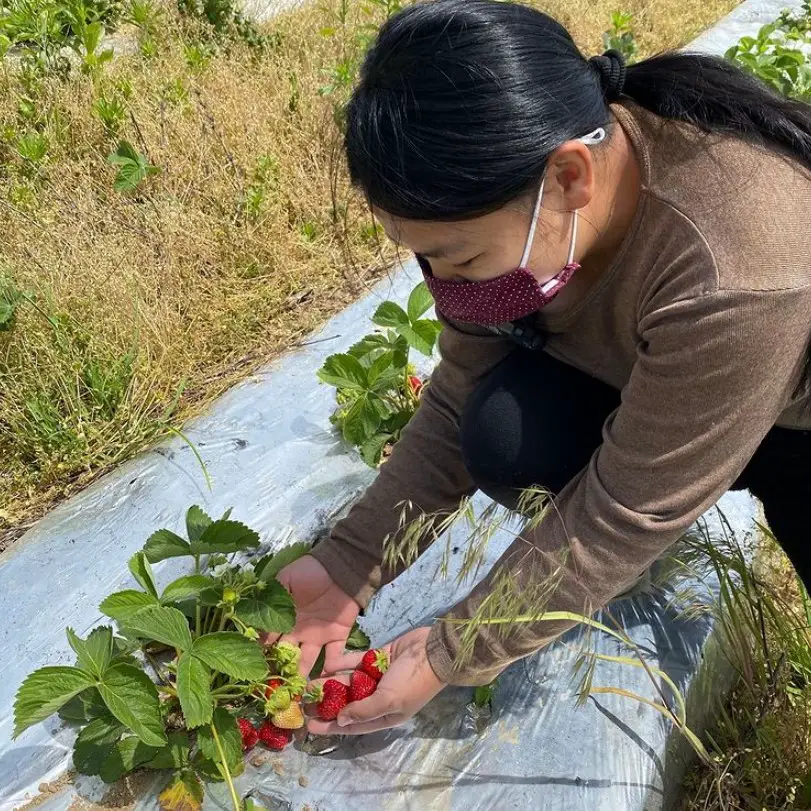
[337,716,351,728]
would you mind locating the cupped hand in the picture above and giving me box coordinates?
[268,555,361,677]
[306,626,446,735]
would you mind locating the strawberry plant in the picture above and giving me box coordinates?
[107,139,160,192]
[317,281,441,466]
[12,505,317,811]
[725,6,811,100]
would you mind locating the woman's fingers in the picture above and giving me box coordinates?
[306,712,406,736]
[297,641,324,678]
[321,646,366,675]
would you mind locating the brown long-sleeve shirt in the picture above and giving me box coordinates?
[311,103,811,686]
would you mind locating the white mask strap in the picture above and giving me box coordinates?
[519,126,605,269]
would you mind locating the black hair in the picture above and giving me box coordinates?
[344,0,811,222]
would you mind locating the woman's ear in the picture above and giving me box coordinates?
[543,141,595,212]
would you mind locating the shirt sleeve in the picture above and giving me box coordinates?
[309,314,514,608]
[426,284,811,686]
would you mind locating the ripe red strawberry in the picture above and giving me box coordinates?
[316,678,349,720]
[349,669,377,702]
[237,717,259,751]
[257,720,293,751]
[359,649,389,681]
[408,375,423,396]
[264,678,284,699]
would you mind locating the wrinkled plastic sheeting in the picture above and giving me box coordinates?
[0,253,760,811]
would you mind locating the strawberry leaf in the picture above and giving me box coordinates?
[13,666,97,738]
[234,580,296,634]
[99,735,160,783]
[190,519,260,556]
[398,319,441,357]
[254,541,311,582]
[143,529,192,563]
[72,716,125,775]
[97,663,167,747]
[176,652,212,728]
[185,505,212,543]
[192,633,268,682]
[372,300,409,329]
[59,687,110,723]
[407,281,434,322]
[161,574,217,604]
[67,626,113,678]
[100,590,160,621]
[196,708,242,770]
[143,731,190,769]
[159,772,204,811]
[122,605,193,651]
[317,353,368,391]
[128,551,158,597]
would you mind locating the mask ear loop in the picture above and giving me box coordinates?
[520,127,605,270]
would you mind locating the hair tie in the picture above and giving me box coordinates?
[589,49,627,102]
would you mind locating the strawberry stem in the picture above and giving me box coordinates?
[210,720,241,811]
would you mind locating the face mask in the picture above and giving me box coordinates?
[418,127,607,327]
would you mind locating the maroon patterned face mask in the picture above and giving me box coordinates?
[419,127,606,327]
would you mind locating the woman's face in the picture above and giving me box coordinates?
[373,138,600,287]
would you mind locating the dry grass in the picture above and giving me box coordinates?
[0,0,739,548]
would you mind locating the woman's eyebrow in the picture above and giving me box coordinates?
[418,241,468,259]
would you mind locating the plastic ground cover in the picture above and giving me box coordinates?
[1,0,806,804]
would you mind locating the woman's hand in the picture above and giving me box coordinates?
[306,626,446,735]
[268,555,361,677]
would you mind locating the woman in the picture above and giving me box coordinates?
[274,0,811,734]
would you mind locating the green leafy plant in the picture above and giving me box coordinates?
[93,92,126,135]
[13,505,312,810]
[107,139,160,192]
[240,154,279,223]
[176,0,271,51]
[15,130,49,166]
[0,277,26,332]
[317,281,441,466]
[602,11,638,64]
[725,15,811,100]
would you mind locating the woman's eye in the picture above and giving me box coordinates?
[455,255,480,269]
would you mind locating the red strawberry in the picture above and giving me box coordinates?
[264,678,284,699]
[359,649,389,681]
[237,717,259,751]
[257,720,293,751]
[316,678,349,720]
[349,669,377,702]
[408,375,423,396]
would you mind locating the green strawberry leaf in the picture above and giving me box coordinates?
[317,352,368,391]
[13,666,97,738]
[99,735,160,783]
[366,350,397,387]
[186,505,212,543]
[143,731,191,770]
[196,707,242,770]
[72,716,125,775]
[192,633,268,682]
[97,663,167,747]
[128,551,158,597]
[67,626,113,678]
[99,590,160,621]
[143,529,192,563]
[341,393,381,446]
[161,574,217,604]
[190,519,260,556]
[176,652,213,728]
[58,687,111,723]
[346,623,371,650]
[121,605,193,651]
[359,432,391,467]
[407,281,434,322]
[372,300,409,329]
[234,580,296,634]
[398,319,441,357]
[254,541,311,582]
